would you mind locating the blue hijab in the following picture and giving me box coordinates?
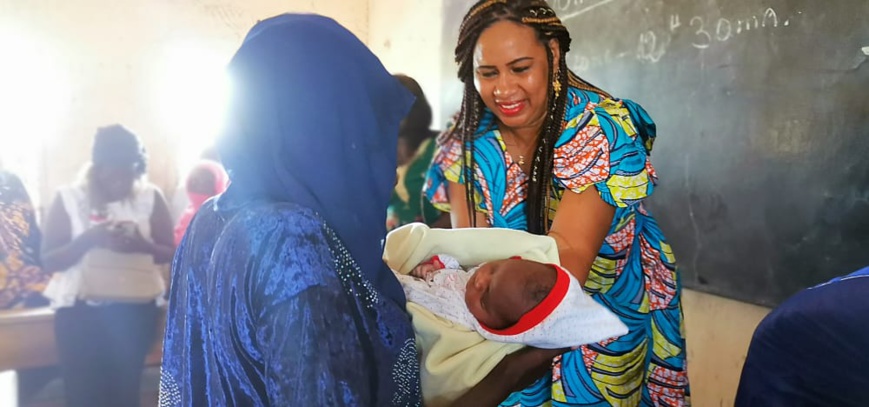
[216,14,414,305]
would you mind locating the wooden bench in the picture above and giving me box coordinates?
[0,307,166,406]
[0,307,166,372]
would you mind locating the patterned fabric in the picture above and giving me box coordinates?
[395,265,479,330]
[159,199,421,406]
[425,87,689,406]
[388,138,442,230]
[0,170,48,309]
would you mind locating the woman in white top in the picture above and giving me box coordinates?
[41,125,175,407]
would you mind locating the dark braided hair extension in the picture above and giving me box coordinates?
[451,0,610,234]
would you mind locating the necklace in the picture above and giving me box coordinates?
[502,131,529,166]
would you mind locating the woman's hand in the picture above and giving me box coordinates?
[409,263,439,281]
[106,222,154,255]
[501,347,568,393]
[79,221,118,249]
[450,346,568,407]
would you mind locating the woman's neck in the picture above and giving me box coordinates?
[499,124,542,150]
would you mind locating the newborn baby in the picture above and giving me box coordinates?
[395,254,628,348]
[384,223,629,406]
[398,254,555,333]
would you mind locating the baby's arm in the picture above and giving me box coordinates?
[410,254,461,280]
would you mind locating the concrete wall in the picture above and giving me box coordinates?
[368,0,445,128]
[682,290,769,405]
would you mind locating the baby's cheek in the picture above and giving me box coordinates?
[464,295,482,320]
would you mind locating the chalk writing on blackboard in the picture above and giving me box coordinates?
[551,0,621,21]
[558,5,795,69]
[638,7,794,64]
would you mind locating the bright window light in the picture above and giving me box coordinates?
[0,23,68,192]
[153,40,231,175]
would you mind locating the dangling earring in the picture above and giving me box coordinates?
[552,66,562,99]
[551,70,562,119]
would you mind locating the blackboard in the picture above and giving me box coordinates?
[440,0,869,306]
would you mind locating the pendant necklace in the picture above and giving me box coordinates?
[504,131,527,166]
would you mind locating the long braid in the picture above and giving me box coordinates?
[526,44,565,234]
[568,71,611,99]
[450,0,610,232]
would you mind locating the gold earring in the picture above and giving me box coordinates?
[553,78,562,98]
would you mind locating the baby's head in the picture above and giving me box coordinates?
[464,258,557,330]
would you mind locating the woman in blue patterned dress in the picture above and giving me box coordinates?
[426,1,688,405]
[159,14,421,406]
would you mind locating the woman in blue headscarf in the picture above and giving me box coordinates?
[159,14,421,406]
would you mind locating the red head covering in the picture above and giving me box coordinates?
[173,160,228,245]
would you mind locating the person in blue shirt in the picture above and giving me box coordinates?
[736,266,869,406]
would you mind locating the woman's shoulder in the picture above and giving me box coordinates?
[214,201,336,298]
[564,86,625,118]
[553,87,657,207]
[223,201,328,243]
[564,86,606,110]
[0,171,30,203]
[0,170,23,189]
[561,86,654,146]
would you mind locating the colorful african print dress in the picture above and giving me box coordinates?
[425,87,689,406]
[0,170,48,310]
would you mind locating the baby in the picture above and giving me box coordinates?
[385,222,628,406]
[395,254,561,340]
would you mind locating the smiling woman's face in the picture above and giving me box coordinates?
[473,20,558,134]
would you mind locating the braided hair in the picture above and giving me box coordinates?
[451,0,610,234]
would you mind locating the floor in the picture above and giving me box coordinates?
[18,366,160,407]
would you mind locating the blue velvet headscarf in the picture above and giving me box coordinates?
[216,14,414,305]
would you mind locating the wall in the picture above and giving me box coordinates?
[368,0,445,128]
[367,1,772,405]
[682,290,769,406]
[0,0,370,210]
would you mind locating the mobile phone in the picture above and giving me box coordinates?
[112,221,137,238]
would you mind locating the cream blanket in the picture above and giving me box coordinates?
[383,223,561,407]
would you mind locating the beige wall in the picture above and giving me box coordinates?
[368,0,445,127]
[367,1,772,405]
[0,0,369,211]
[682,290,769,406]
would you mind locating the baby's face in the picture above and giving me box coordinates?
[464,259,539,330]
